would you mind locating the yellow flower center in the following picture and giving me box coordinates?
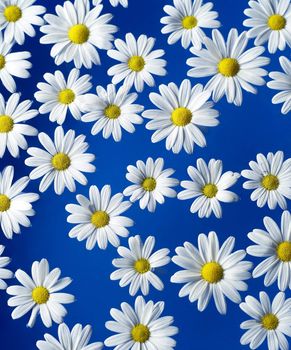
[202,184,218,198]
[104,104,121,119]
[4,5,22,22]
[31,286,50,304]
[128,56,145,72]
[68,24,90,44]
[277,241,291,262]
[182,15,198,29]
[171,107,192,126]
[261,174,279,191]
[91,210,110,228]
[134,258,151,274]
[218,58,240,77]
[268,14,286,30]
[0,115,13,133]
[261,313,279,330]
[0,194,11,212]
[58,89,75,105]
[131,324,150,343]
[201,262,224,283]
[0,55,6,69]
[142,177,156,191]
[51,153,71,171]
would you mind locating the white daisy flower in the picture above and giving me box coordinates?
[80,83,144,142]
[40,0,117,69]
[0,0,45,45]
[110,235,170,296]
[7,258,74,328]
[240,292,291,350]
[25,126,96,195]
[0,245,13,289]
[171,231,253,314]
[187,28,270,106]
[267,56,291,115]
[123,157,179,212]
[37,323,103,350]
[161,0,220,49]
[243,0,291,54]
[35,69,92,125]
[178,158,240,218]
[0,93,38,158]
[107,33,167,92]
[65,184,133,250]
[241,151,291,210]
[0,166,39,239]
[104,295,178,350]
[143,79,219,154]
[93,0,128,8]
[0,32,31,93]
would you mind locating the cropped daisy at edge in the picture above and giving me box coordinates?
[0,245,13,289]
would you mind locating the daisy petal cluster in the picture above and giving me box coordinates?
[93,0,128,8]
[0,245,13,289]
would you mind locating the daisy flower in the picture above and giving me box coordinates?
[161,0,220,49]
[7,258,74,328]
[25,126,95,195]
[104,296,178,350]
[0,245,13,289]
[0,93,38,158]
[0,0,45,45]
[65,184,133,250]
[123,157,179,212]
[186,28,270,106]
[143,79,219,154]
[110,235,170,296]
[80,84,144,141]
[178,158,240,218]
[171,231,253,314]
[243,0,291,54]
[35,69,92,125]
[267,56,291,115]
[0,32,31,93]
[40,0,117,69]
[107,33,167,92]
[0,166,39,239]
[240,292,291,350]
[93,0,128,8]
[241,151,291,210]
[37,323,103,350]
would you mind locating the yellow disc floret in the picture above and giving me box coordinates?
[202,184,218,198]
[51,153,71,171]
[171,107,192,126]
[0,194,11,212]
[58,89,75,105]
[128,56,145,72]
[68,24,90,44]
[261,174,279,191]
[201,262,224,283]
[218,58,240,77]
[31,286,50,304]
[268,14,286,30]
[142,177,156,192]
[277,241,291,262]
[104,104,121,119]
[4,5,22,22]
[131,324,150,343]
[182,16,198,29]
[0,55,6,69]
[134,258,151,274]
[91,211,110,228]
[261,313,279,330]
[0,115,14,133]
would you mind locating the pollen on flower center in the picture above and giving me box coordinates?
[218,58,240,77]
[171,107,192,126]
[0,115,14,133]
[261,174,279,190]
[202,184,218,198]
[58,89,75,105]
[68,24,90,44]
[91,210,110,228]
[131,324,150,343]
[182,15,198,29]
[142,177,156,191]
[261,313,279,330]
[134,258,151,274]
[0,55,6,69]
[268,14,286,30]
[4,5,22,22]
[0,194,11,212]
[51,153,71,171]
[128,56,145,72]
[201,262,224,283]
[277,241,291,262]
[104,104,121,119]
[31,286,50,304]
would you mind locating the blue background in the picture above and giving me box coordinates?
[1,0,291,349]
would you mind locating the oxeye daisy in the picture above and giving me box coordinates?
[40,0,117,69]
[267,56,291,115]
[178,158,240,218]
[241,151,291,210]
[247,211,291,291]
[171,231,253,314]
[65,184,133,250]
[104,296,178,350]
[0,166,39,239]
[143,79,219,154]
[93,0,128,8]
[123,157,179,212]
[107,33,167,92]
[36,323,103,350]
[0,0,45,45]
[243,0,291,54]
[187,28,270,106]
[0,93,38,158]
[110,235,170,296]
[0,245,13,289]
[161,0,220,49]
[25,126,95,195]
[7,258,74,328]
[240,292,291,350]
[35,69,92,125]
[80,84,144,141]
